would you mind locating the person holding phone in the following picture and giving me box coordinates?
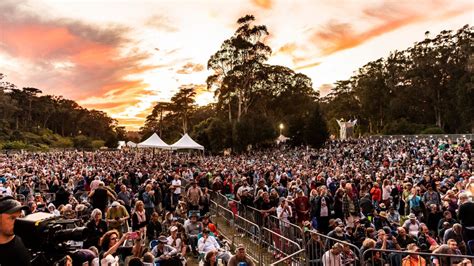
[106,201,129,236]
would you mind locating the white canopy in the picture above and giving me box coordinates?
[137,133,170,149]
[126,141,137,147]
[117,141,126,149]
[170,133,204,150]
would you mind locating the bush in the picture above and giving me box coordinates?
[52,137,73,149]
[35,144,50,152]
[420,127,445,134]
[2,141,28,150]
[23,132,43,144]
[382,119,425,135]
[73,135,92,149]
[91,140,105,150]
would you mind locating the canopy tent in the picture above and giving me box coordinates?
[117,141,126,149]
[170,133,204,150]
[137,133,170,149]
[276,134,290,144]
[126,141,137,148]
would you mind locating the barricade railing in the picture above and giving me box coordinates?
[233,213,262,264]
[267,215,305,248]
[210,191,308,265]
[362,248,474,266]
[209,200,218,217]
[215,192,229,207]
[307,230,362,266]
[269,249,306,266]
[261,227,302,265]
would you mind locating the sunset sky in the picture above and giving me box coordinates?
[1,0,473,130]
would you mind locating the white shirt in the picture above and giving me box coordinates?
[277,205,292,226]
[172,179,181,194]
[197,235,220,253]
[322,250,342,266]
[167,235,182,250]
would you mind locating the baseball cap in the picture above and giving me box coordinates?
[0,196,28,214]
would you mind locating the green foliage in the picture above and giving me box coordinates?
[73,135,92,149]
[91,140,106,149]
[304,104,329,148]
[52,136,73,149]
[138,15,329,153]
[382,119,425,135]
[420,127,445,134]
[323,25,474,135]
[2,141,27,150]
[0,74,121,149]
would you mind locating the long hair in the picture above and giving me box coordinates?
[99,229,120,251]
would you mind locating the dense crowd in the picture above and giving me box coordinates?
[0,137,472,266]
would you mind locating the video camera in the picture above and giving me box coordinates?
[14,212,88,265]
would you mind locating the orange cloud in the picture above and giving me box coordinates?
[0,1,160,124]
[318,84,333,97]
[251,0,272,9]
[295,61,321,70]
[311,3,472,56]
[176,62,205,74]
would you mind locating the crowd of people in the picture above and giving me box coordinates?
[0,136,472,266]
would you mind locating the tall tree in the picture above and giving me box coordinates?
[171,85,196,133]
[207,14,272,122]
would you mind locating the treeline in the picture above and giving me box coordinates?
[322,25,474,136]
[141,15,328,153]
[0,74,124,150]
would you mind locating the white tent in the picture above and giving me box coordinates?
[117,141,126,149]
[170,133,204,150]
[126,141,137,148]
[137,133,170,149]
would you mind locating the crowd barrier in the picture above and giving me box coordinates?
[306,230,362,266]
[270,249,307,266]
[261,227,303,265]
[209,190,474,266]
[363,248,474,266]
[209,191,307,266]
[267,214,305,247]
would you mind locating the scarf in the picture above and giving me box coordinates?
[136,210,146,224]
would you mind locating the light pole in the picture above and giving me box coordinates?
[279,123,284,135]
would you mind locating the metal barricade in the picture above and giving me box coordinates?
[362,248,474,266]
[209,200,218,217]
[233,213,262,265]
[261,227,302,265]
[306,230,362,266]
[215,192,229,207]
[267,215,306,248]
[270,249,307,266]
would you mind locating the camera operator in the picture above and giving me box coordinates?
[0,196,30,266]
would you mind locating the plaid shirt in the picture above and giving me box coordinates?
[342,192,360,218]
